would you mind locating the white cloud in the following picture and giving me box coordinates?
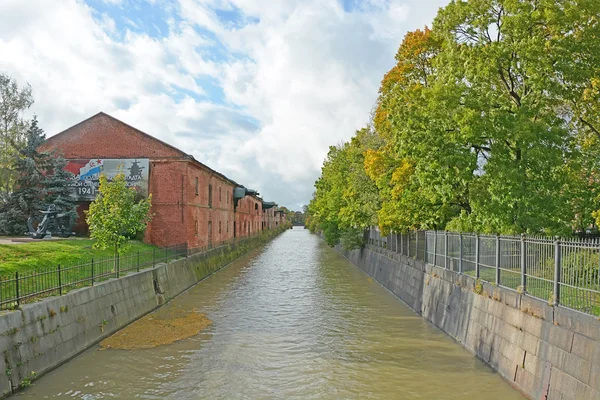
[0,0,449,210]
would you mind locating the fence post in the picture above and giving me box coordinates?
[459,233,463,274]
[520,234,526,292]
[400,232,403,255]
[58,265,62,296]
[553,238,561,306]
[433,231,437,267]
[91,258,94,286]
[444,231,449,269]
[495,234,500,285]
[414,231,418,259]
[423,231,427,262]
[137,250,140,272]
[15,271,19,307]
[407,232,410,258]
[116,252,120,278]
[475,234,480,278]
[152,248,155,267]
[165,247,168,263]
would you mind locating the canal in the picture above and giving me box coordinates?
[21,227,524,399]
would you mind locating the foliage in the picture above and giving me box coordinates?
[43,154,77,229]
[0,73,33,201]
[307,126,380,248]
[86,172,152,257]
[0,117,48,235]
[307,0,600,238]
[0,117,77,236]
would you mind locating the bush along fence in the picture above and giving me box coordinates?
[367,228,600,317]
[0,230,277,311]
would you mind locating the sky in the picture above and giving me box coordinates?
[0,0,449,211]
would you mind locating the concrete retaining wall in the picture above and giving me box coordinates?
[337,244,600,400]
[0,230,283,397]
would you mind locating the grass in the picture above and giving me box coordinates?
[0,239,186,310]
[0,239,156,275]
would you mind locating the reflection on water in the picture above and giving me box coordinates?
[21,227,524,399]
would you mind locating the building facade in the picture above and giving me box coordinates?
[42,112,285,249]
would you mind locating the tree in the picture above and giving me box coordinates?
[44,154,77,230]
[0,73,33,201]
[307,126,380,248]
[309,0,600,237]
[86,172,152,260]
[0,117,47,235]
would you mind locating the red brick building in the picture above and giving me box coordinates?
[42,112,283,249]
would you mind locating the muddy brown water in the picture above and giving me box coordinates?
[19,227,524,399]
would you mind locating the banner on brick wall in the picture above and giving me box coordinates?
[64,159,150,201]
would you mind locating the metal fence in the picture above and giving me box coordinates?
[0,244,188,310]
[368,228,600,317]
[0,228,283,311]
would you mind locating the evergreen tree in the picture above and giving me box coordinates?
[0,116,47,235]
[44,154,77,230]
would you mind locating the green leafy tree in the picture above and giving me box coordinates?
[307,126,380,248]
[309,0,600,237]
[86,172,152,260]
[0,117,47,235]
[0,73,33,201]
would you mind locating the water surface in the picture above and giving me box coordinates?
[21,227,524,399]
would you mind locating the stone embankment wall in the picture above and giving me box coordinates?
[337,244,600,400]
[0,229,284,398]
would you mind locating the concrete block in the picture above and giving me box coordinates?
[523,351,546,379]
[0,310,23,335]
[518,332,541,356]
[554,306,600,342]
[493,335,525,364]
[514,366,541,397]
[489,347,518,379]
[571,333,600,365]
[520,295,553,321]
[581,386,600,400]
[520,315,546,337]
[538,342,568,370]
[20,303,49,326]
[546,323,575,353]
[562,352,592,385]
[591,364,600,392]
[547,389,563,400]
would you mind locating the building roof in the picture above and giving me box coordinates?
[46,112,242,188]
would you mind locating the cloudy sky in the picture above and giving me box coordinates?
[0,0,448,210]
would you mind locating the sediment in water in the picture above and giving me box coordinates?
[100,308,212,350]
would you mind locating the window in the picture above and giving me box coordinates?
[208,184,213,208]
[195,177,199,195]
[219,187,222,202]
[194,219,198,234]
[255,203,258,214]
[227,221,229,233]
[219,221,222,234]
[227,191,229,204]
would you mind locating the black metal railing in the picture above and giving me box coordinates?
[367,228,600,317]
[0,243,187,310]
[0,226,288,311]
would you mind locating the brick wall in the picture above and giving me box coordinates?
[42,112,281,249]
